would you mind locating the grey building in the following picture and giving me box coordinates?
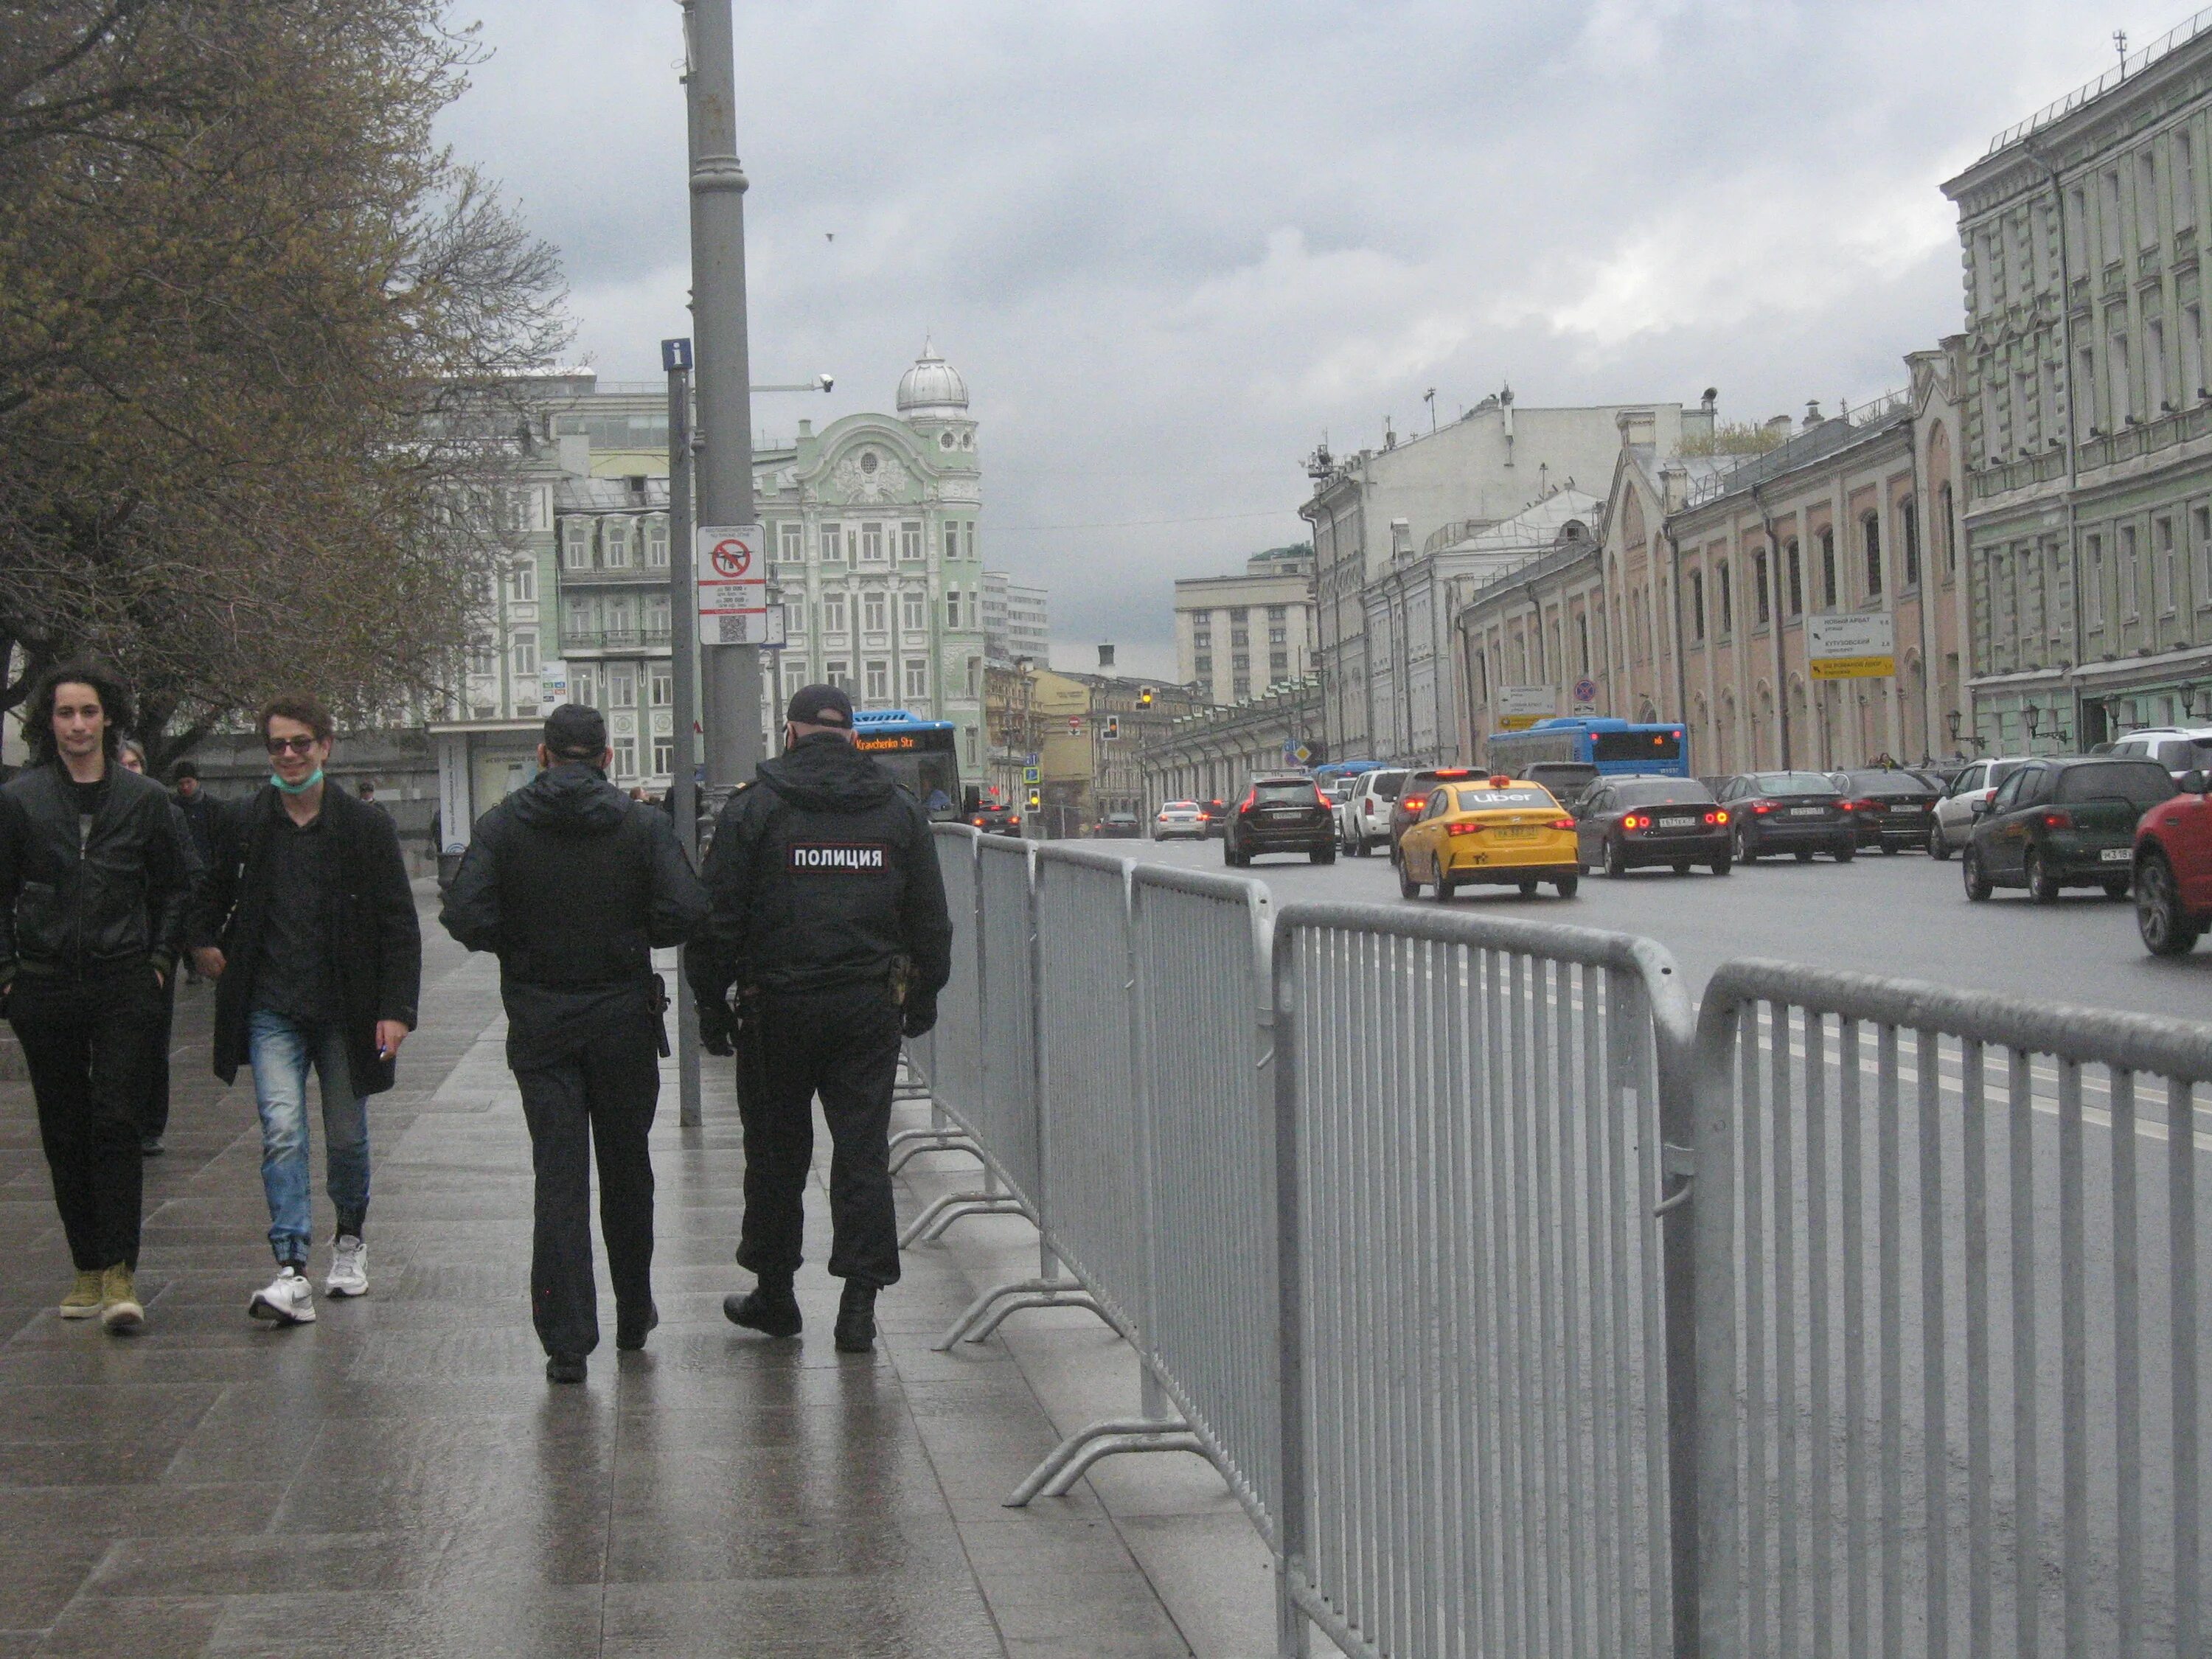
[1944,18,2212,750]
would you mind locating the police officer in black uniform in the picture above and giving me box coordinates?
[690,684,952,1352]
[441,704,708,1384]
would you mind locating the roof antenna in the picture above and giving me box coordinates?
[2114,28,2129,73]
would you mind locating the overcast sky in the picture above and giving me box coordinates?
[440,1,2171,679]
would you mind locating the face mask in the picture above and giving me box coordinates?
[271,768,324,796]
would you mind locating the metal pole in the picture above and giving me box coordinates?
[665,340,702,1129]
[684,0,760,790]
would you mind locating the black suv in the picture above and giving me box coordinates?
[1225,776,1336,866]
[965,801,1023,838]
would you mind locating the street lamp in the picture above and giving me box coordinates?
[2182,683,2199,718]
[2025,705,2042,751]
[1947,709,1961,742]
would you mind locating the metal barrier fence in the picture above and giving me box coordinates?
[902,833,2212,1658]
[1692,964,2212,1659]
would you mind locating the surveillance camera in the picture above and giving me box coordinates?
[818,373,835,393]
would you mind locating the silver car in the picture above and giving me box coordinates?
[1926,756,2030,860]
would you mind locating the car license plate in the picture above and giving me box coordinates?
[2101,847,2132,863]
[1657,816,1697,830]
[1491,826,1537,840]
[1790,807,1824,817]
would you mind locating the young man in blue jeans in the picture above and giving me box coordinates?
[192,693,420,1324]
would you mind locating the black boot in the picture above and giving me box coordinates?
[616,1299,659,1352]
[545,1352,587,1385]
[723,1273,801,1338]
[834,1280,877,1353]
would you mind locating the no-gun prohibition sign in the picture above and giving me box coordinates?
[696,524,770,644]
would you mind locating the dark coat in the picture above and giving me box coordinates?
[196,784,421,1095]
[0,761,195,980]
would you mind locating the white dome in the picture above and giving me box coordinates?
[897,339,968,416]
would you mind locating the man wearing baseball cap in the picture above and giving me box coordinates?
[689,684,952,1352]
[441,703,707,1384]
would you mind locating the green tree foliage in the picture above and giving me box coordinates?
[0,1,568,766]
[1678,420,1789,459]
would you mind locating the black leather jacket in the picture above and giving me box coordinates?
[0,760,195,981]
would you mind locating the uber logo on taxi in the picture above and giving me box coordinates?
[788,842,889,872]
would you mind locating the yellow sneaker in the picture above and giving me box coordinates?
[58,1270,102,1319]
[98,1264,144,1333]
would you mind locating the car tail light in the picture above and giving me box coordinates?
[1703,810,1726,825]
[2042,810,2073,830]
[971,817,986,827]
[1448,821,1483,836]
[1239,789,1258,813]
[1622,813,1649,831]
[1313,787,1330,809]
[1009,814,1020,826]
[1551,816,1576,831]
[1840,799,1871,813]
[1402,794,1427,812]
[1751,801,1774,815]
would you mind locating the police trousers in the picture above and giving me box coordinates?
[514,1027,659,1356]
[735,980,902,1290]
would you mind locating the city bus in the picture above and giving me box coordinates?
[1481,717,1689,784]
[851,709,963,819]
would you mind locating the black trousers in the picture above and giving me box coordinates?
[736,981,903,1290]
[8,964,159,1270]
[513,1026,660,1356]
[138,968,178,1141]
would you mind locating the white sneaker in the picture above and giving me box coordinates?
[248,1267,316,1325]
[324,1236,368,1298]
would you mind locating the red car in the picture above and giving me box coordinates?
[2134,769,2212,953]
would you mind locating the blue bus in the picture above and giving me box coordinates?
[1482,717,1688,780]
[850,709,962,818]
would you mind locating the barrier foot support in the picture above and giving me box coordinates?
[898,1192,1029,1250]
[887,1128,979,1175]
[1004,1418,1207,1506]
[932,1278,1107,1351]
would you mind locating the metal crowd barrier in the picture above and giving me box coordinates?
[899,830,2212,1658]
[1692,963,2212,1659]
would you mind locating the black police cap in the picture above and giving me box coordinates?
[543,703,607,760]
[785,684,853,728]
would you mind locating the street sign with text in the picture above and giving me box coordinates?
[696,524,767,644]
[1807,612,1895,680]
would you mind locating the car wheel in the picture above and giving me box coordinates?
[1433,867,1457,902]
[2026,849,2059,905]
[1604,837,1628,879]
[1517,878,1538,897]
[1313,844,1335,866]
[1736,826,1759,865]
[1711,855,1733,877]
[2137,851,2202,955]
[1553,875,1579,898]
[2102,876,2131,900]
[1399,858,1422,900]
[1672,862,1691,876]
[1833,843,1854,863]
[1882,843,1899,855]
[1927,821,1950,860]
[1962,846,1993,902]
[1795,849,1815,863]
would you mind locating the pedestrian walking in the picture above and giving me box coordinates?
[116,740,202,1155]
[170,761,218,868]
[689,684,952,1353]
[0,664,195,1332]
[191,693,420,1327]
[439,704,707,1385]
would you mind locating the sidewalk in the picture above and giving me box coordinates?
[0,898,1269,1657]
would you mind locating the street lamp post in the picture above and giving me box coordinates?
[663,336,701,1128]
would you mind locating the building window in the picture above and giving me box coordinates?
[645,517,669,568]
[2103,167,2124,262]
[645,593,670,639]
[943,524,958,561]
[2122,524,2140,617]
[562,520,592,571]
[608,666,636,707]
[1939,488,1957,576]
[2086,535,2105,630]
[2157,516,2177,613]
[2188,306,2206,400]
[2079,343,2100,430]
[1820,529,1837,608]
[1901,497,1920,588]
[512,631,538,675]
[901,521,922,560]
[1267,605,1286,620]
[902,590,925,633]
[605,594,634,639]
[467,638,496,677]
[1577,614,1590,674]
[965,657,980,698]
[1194,654,1212,675]
[1753,549,1770,623]
[862,591,887,633]
[964,726,978,765]
[1688,569,1705,641]
[603,518,632,569]
[964,523,975,559]
[650,668,672,706]
[821,522,844,562]
[1787,539,1804,613]
[507,560,536,602]
[2151,317,2171,414]
[1233,677,1250,700]
[613,735,637,777]
[825,659,850,691]
[2139,149,2161,247]
[2110,329,2132,424]
[1718,563,1733,634]
[1862,512,1882,599]
[861,523,886,563]
[653,735,674,775]
[904,659,928,700]
[1231,652,1250,672]
[2177,131,2198,232]
[780,523,802,564]
[865,660,889,700]
[945,591,961,628]
[2195,506,2212,603]
[1270,650,1288,678]
[821,594,846,635]
[571,664,600,707]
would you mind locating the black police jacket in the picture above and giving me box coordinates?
[0,760,195,982]
[196,785,421,1096]
[441,762,708,1060]
[689,733,953,1005]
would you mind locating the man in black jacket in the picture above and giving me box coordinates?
[192,693,420,1326]
[0,664,194,1332]
[690,685,953,1352]
[440,705,708,1385]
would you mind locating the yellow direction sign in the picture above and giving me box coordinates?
[1806,613,1895,681]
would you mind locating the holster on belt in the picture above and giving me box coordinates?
[649,972,672,1058]
[732,985,767,1110]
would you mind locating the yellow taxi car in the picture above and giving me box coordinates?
[1396,773,1580,901]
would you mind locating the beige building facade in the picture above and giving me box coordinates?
[1173,546,1316,705]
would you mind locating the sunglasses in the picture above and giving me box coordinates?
[265,735,321,757]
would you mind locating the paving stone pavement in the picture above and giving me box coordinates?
[0,889,1209,1657]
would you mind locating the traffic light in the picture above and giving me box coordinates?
[1105,716,1121,740]
[1138,686,1154,707]
[1026,788,1041,809]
